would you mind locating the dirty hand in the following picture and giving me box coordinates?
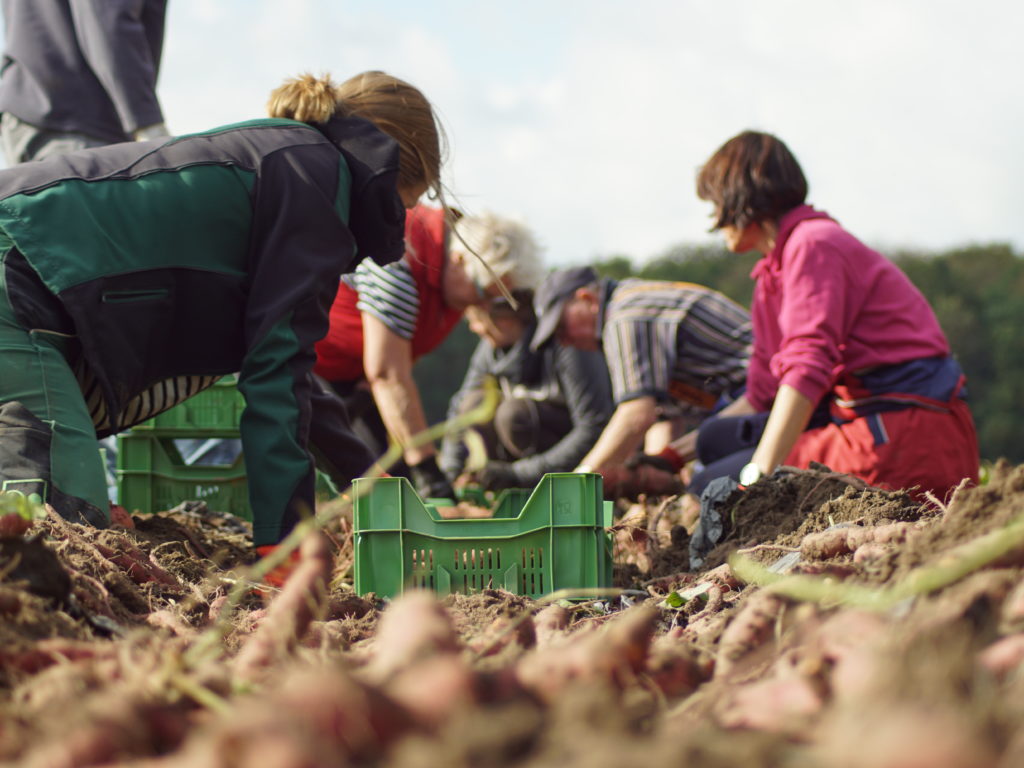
[599,464,684,501]
[625,446,685,475]
[409,456,456,500]
[477,461,521,491]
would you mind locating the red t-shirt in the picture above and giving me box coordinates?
[314,205,464,382]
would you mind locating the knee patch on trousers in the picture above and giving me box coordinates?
[0,401,107,527]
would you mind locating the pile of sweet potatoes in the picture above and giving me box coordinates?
[1,463,1024,766]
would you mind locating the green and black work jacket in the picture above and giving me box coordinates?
[0,115,404,544]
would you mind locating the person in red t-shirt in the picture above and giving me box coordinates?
[314,205,545,499]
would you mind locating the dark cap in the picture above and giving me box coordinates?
[530,266,599,350]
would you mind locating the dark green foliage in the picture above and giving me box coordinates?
[413,320,477,426]
[414,242,1024,463]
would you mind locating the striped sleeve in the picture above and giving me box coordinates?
[350,259,420,340]
[603,315,673,404]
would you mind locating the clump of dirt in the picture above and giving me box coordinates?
[702,467,890,568]
[887,460,1024,581]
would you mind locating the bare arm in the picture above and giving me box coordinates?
[577,396,658,471]
[750,384,815,475]
[361,312,433,466]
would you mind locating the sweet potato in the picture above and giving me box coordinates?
[1000,578,1024,627]
[515,606,658,701]
[646,640,713,698]
[978,634,1024,680]
[233,532,332,680]
[385,654,480,727]
[812,609,889,700]
[715,592,789,678]
[0,512,31,538]
[813,705,998,768]
[800,522,913,561]
[92,541,178,587]
[533,604,571,648]
[715,675,824,733]
[362,590,460,683]
[162,666,411,768]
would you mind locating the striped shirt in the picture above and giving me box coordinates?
[75,357,222,435]
[599,278,752,415]
[341,258,419,340]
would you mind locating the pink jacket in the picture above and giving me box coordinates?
[745,205,949,412]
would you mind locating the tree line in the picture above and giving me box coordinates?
[416,242,1024,463]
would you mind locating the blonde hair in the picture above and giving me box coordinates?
[267,71,445,196]
[451,212,545,291]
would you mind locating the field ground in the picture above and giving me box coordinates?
[2,463,1024,767]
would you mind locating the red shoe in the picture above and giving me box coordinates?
[254,544,302,589]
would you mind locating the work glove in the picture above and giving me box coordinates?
[689,477,742,570]
[478,460,522,491]
[625,446,686,475]
[409,455,456,500]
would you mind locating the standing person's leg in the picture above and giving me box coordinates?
[1,113,109,165]
[0,254,108,525]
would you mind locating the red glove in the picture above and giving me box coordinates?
[626,447,686,474]
[255,544,302,589]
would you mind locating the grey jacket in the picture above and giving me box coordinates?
[440,328,613,483]
[0,0,166,142]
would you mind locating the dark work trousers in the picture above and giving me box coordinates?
[458,389,573,461]
[328,379,412,479]
[687,412,770,497]
[0,241,108,525]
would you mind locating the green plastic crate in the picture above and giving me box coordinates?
[129,376,244,436]
[116,434,341,520]
[116,433,250,519]
[352,473,614,599]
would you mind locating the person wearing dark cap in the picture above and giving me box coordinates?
[531,267,753,490]
[439,290,613,490]
[0,0,169,164]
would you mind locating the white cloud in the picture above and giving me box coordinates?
[3,0,1021,265]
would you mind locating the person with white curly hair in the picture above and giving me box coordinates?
[315,205,545,500]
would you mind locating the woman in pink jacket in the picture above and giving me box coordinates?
[693,130,978,500]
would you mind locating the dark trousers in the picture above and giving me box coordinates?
[687,412,770,496]
[458,390,572,461]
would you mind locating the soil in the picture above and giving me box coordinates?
[1,462,1024,766]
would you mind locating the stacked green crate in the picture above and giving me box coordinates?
[116,377,250,518]
[117,375,343,519]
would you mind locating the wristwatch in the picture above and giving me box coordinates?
[739,462,763,487]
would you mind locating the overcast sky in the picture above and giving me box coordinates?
[6,1,1023,265]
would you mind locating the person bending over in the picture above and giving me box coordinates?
[531,267,752,496]
[439,290,613,491]
[314,208,545,500]
[0,71,444,553]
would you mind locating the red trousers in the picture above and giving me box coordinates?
[786,398,979,503]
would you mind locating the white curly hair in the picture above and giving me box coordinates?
[451,211,545,291]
